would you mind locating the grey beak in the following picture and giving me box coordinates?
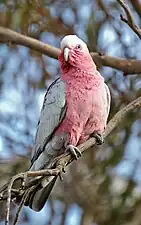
[64,47,70,61]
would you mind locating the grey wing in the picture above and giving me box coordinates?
[31,78,66,166]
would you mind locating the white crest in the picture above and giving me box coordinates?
[60,35,88,52]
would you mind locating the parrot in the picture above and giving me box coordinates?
[23,35,111,212]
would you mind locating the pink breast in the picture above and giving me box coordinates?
[56,81,93,146]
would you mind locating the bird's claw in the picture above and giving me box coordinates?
[57,166,65,181]
[66,144,82,160]
[59,173,63,181]
[91,133,104,145]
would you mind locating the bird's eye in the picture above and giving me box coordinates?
[76,44,82,49]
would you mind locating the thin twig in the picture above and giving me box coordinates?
[26,168,60,177]
[118,0,134,24]
[117,0,141,39]
[0,169,60,201]
[5,174,25,225]
[0,189,20,201]
[12,191,29,225]
[0,182,10,194]
[5,179,13,225]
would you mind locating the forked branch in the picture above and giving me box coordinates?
[117,0,141,39]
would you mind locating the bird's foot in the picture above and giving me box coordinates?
[59,173,63,181]
[66,144,82,160]
[91,133,104,145]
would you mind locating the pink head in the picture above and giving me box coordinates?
[58,35,96,73]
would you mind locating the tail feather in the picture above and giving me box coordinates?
[28,177,57,212]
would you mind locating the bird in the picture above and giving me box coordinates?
[23,35,111,212]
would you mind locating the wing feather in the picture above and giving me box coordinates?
[104,83,111,117]
[31,78,66,165]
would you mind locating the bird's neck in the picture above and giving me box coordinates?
[61,67,100,79]
[60,67,104,92]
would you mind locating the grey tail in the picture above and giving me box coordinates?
[25,177,57,212]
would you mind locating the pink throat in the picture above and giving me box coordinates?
[58,51,104,85]
[58,50,96,72]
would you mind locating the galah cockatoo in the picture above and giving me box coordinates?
[24,35,111,211]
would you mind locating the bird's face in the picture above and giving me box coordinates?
[60,35,89,63]
[59,35,96,73]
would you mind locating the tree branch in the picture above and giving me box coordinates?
[117,0,141,39]
[130,0,141,18]
[91,53,141,75]
[0,95,141,225]
[0,27,60,59]
[0,26,141,75]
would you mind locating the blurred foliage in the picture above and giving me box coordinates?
[0,0,141,225]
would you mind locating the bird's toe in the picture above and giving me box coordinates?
[91,133,104,145]
[66,145,82,160]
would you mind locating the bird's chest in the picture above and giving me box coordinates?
[66,84,92,119]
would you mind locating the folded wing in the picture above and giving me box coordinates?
[31,78,66,168]
[25,78,66,212]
